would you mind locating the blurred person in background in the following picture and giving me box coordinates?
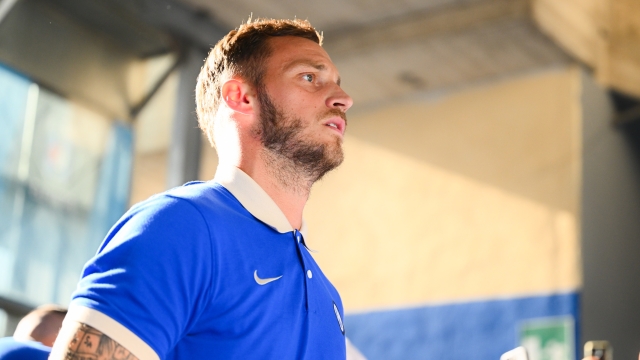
[0,304,66,360]
[51,17,357,360]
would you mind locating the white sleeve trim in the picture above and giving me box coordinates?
[66,303,160,360]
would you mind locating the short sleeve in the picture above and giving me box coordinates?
[70,194,214,359]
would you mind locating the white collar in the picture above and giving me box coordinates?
[213,165,307,237]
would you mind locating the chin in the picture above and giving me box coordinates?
[320,141,345,174]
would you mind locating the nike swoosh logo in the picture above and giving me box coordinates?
[254,270,283,285]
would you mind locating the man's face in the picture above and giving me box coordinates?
[255,36,353,183]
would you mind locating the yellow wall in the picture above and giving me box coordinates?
[305,67,583,312]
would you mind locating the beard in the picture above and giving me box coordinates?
[255,87,346,187]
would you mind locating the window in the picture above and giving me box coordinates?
[0,64,133,307]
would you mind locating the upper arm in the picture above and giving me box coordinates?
[50,320,139,360]
[68,196,215,358]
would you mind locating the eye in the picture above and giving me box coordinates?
[302,74,314,82]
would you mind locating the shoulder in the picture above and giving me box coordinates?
[128,181,240,221]
[114,182,235,232]
[91,180,255,267]
[0,338,50,360]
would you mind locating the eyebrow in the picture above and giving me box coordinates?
[283,59,341,86]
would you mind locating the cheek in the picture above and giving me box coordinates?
[286,93,316,113]
[270,85,322,116]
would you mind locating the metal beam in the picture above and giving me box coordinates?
[116,0,228,51]
[50,0,228,55]
[130,53,183,120]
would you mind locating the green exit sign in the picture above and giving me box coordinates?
[519,316,576,360]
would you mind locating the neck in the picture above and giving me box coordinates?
[262,148,314,198]
[235,150,312,230]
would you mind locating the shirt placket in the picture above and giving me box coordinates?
[293,229,314,312]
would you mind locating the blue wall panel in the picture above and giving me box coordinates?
[346,292,579,360]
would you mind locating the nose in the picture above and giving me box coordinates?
[326,85,353,113]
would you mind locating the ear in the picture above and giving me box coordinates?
[221,78,255,115]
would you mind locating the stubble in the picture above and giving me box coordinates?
[254,87,345,195]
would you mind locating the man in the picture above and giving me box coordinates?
[12,304,66,347]
[50,18,354,359]
[0,305,66,360]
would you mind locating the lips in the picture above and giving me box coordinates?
[323,115,346,136]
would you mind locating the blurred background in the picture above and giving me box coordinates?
[1,0,640,359]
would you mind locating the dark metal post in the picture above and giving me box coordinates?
[167,46,207,188]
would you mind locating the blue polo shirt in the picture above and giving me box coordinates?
[0,338,50,360]
[67,165,346,360]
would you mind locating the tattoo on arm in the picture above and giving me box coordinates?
[62,323,139,360]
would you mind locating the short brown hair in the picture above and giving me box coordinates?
[196,18,322,146]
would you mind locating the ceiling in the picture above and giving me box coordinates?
[179,0,571,110]
[184,0,484,32]
[0,0,573,117]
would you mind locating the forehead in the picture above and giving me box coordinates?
[265,36,337,75]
